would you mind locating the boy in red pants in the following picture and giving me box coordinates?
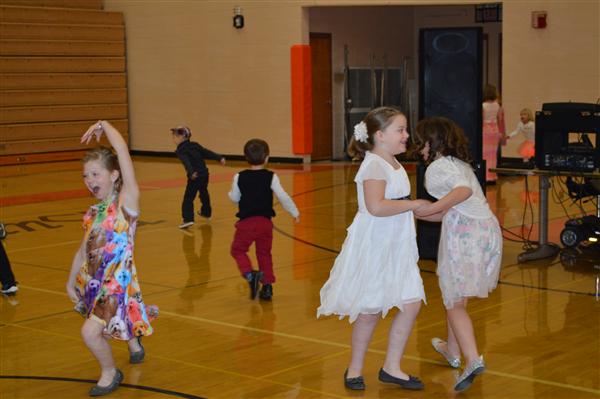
[229,139,300,300]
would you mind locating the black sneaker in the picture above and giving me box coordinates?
[259,284,273,300]
[248,271,263,300]
[1,283,18,295]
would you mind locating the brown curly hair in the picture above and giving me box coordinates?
[347,107,405,159]
[412,117,472,165]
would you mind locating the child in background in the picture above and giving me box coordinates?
[229,139,299,301]
[67,120,158,396]
[506,108,535,165]
[482,84,506,183]
[412,116,502,393]
[0,239,18,295]
[171,126,225,229]
[318,107,430,391]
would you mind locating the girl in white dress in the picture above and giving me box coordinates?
[317,107,430,391]
[412,117,502,392]
[506,108,535,163]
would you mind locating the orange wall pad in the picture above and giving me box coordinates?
[290,45,313,155]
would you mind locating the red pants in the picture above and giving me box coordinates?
[230,216,275,284]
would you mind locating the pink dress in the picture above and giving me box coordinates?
[482,101,504,181]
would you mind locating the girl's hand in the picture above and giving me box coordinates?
[412,199,431,210]
[66,284,79,304]
[413,201,436,216]
[81,120,104,144]
[294,216,300,224]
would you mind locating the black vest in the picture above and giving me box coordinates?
[236,169,275,219]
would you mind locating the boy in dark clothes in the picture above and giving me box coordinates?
[228,139,300,300]
[171,126,225,228]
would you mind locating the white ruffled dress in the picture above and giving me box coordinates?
[317,152,426,323]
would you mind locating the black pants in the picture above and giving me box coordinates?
[182,174,211,222]
[0,240,16,288]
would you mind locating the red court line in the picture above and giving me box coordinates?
[1,163,363,207]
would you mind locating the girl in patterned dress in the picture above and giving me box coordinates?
[66,120,157,396]
[317,107,431,391]
[412,117,502,392]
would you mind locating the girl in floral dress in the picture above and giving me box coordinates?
[412,117,502,392]
[66,120,157,396]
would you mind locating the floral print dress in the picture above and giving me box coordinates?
[74,194,157,340]
[425,156,502,309]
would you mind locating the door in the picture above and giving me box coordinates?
[309,32,332,160]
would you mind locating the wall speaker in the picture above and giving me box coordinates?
[417,28,484,260]
[419,27,483,161]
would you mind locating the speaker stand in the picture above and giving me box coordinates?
[518,243,561,263]
[517,174,560,263]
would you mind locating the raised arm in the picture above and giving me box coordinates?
[81,120,139,212]
[363,179,429,217]
[200,145,224,163]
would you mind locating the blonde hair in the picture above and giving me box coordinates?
[520,108,534,122]
[347,107,404,159]
[82,147,122,193]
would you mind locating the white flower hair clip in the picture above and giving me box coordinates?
[353,121,368,143]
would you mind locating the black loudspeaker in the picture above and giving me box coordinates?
[419,27,484,161]
[535,102,600,172]
[417,28,484,260]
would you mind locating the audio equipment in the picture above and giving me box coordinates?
[535,103,599,172]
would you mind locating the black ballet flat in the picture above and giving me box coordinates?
[129,336,145,364]
[89,368,123,397]
[378,368,424,390]
[343,369,365,390]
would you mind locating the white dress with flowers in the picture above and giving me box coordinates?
[425,156,502,309]
[317,152,425,323]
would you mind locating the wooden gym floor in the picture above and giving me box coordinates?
[1,156,599,398]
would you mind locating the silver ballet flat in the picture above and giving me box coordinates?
[454,355,485,392]
[431,337,461,368]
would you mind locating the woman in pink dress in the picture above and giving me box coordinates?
[481,84,506,183]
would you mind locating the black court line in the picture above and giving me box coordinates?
[0,375,206,399]
[273,226,339,254]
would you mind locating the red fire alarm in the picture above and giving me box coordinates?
[531,11,547,29]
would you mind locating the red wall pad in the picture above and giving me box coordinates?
[291,44,313,155]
